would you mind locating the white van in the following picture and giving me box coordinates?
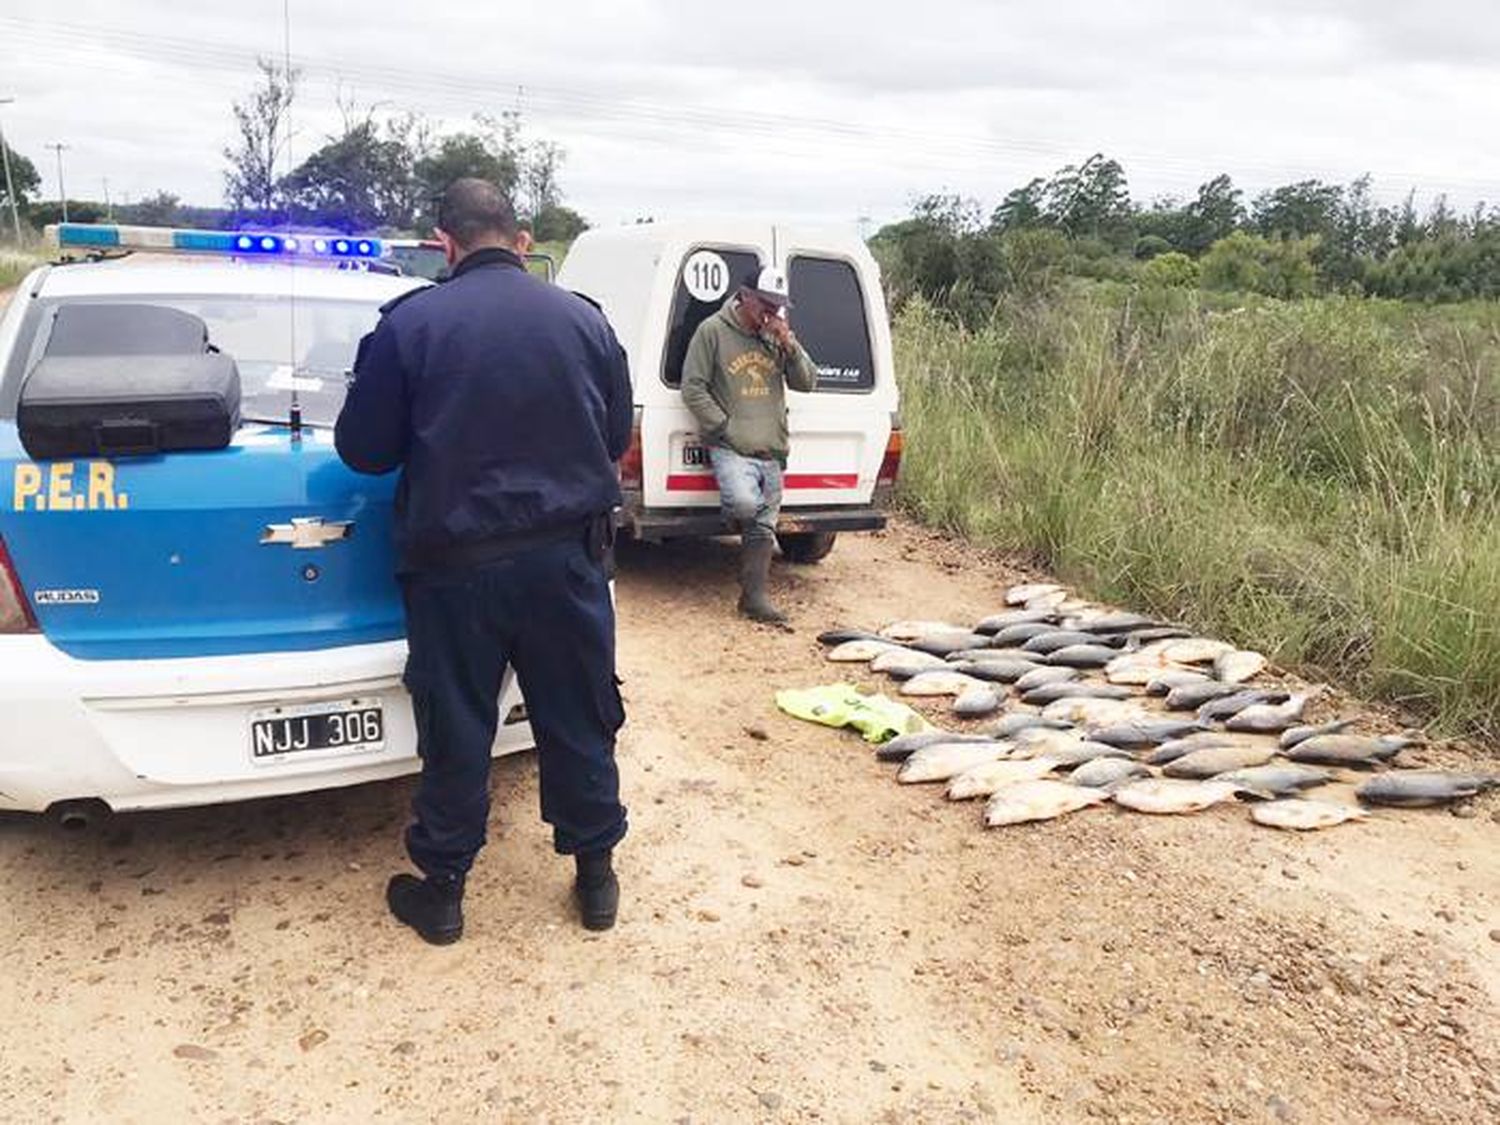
[557,220,901,563]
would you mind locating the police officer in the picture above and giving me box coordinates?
[336,178,631,943]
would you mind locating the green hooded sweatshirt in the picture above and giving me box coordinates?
[679,297,818,464]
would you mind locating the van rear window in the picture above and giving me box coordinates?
[788,257,875,393]
[660,248,761,388]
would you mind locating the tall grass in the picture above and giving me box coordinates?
[894,284,1500,740]
[0,249,41,289]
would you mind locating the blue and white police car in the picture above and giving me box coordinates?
[0,225,534,822]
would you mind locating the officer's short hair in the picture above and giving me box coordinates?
[437,179,520,247]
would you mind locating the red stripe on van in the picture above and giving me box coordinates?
[666,473,858,492]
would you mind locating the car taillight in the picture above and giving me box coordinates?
[0,535,37,634]
[618,408,644,490]
[877,416,903,487]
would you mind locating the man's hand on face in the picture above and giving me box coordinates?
[761,306,794,350]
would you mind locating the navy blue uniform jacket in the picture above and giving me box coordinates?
[336,248,632,572]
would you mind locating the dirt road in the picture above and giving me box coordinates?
[1,520,1497,1123]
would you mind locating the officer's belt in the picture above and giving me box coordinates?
[406,517,600,573]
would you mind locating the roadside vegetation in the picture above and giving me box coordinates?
[893,283,1500,740]
[0,249,42,289]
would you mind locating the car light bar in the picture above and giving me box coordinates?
[46,223,385,260]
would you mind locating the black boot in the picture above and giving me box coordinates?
[574,850,619,932]
[386,873,464,945]
[736,536,787,625]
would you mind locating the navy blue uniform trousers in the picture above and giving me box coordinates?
[399,535,627,879]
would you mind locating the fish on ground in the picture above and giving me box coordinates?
[1145,731,1245,765]
[1047,644,1121,668]
[1022,681,1136,705]
[1125,626,1195,643]
[1026,590,1072,612]
[1212,763,1334,795]
[975,608,1058,633]
[900,670,988,697]
[876,730,996,763]
[897,741,1015,783]
[1162,638,1237,665]
[1112,778,1262,815]
[948,647,1044,664]
[1278,719,1356,751]
[1285,733,1414,767]
[989,622,1059,647]
[948,660,1043,684]
[817,628,888,646]
[1164,681,1240,710]
[1014,666,1084,692]
[827,638,908,662]
[1250,799,1370,831]
[1068,758,1153,788]
[909,632,994,657]
[1215,649,1268,685]
[871,648,947,674]
[1163,743,1278,779]
[946,756,1063,800]
[953,684,1005,718]
[1356,771,1500,807]
[1039,740,1134,767]
[984,779,1110,826]
[1065,611,1162,634]
[1086,717,1210,749]
[880,620,973,642]
[1006,583,1064,606]
[988,714,1076,739]
[1197,689,1292,724]
[1224,692,1315,734]
[1041,697,1147,726]
[1009,727,1087,755]
[1023,630,1127,654]
[1144,669,1213,695]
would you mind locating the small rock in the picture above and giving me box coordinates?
[696,909,721,923]
[1435,909,1456,923]
[757,1091,782,1110]
[201,912,230,926]
[744,725,770,741]
[391,1040,417,1056]
[869,1060,887,1073]
[780,856,805,867]
[346,861,362,872]
[298,1029,329,1052]
[1450,803,1477,819]
[1281,867,1300,881]
[741,875,764,889]
[1489,930,1500,943]
[1267,1093,1296,1121]
[172,1044,217,1061]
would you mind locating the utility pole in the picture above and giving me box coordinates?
[47,141,69,223]
[0,97,21,243]
[103,176,112,221]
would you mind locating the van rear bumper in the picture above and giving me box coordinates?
[622,502,887,542]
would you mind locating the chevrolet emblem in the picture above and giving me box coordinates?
[260,517,354,549]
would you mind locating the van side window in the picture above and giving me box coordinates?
[661,248,761,388]
[787,257,875,393]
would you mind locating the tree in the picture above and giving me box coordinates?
[0,139,41,213]
[413,132,518,232]
[1141,251,1199,287]
[1183,174,1244,255]
[990,178,1046,232]
[120,190,181,227]
[531,203,587,242]
[1200,231,1320,298]
[1043,154,1134,248]
[280,118,410,232]
[1251,179,1342,241]
[223,58,299,217]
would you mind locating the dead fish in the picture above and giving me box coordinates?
[1145,732,1246,765]
[1224,693,1313,734]
[1279,719,1356,751]
[1356,771,1500,808]
[975,608,1057,633]
[900,670,987,697]
[1250,799,1369,831]
[987,714,1076,739]
[826,638,907,662]
[909,632,993,657]
[1015,666,1083,692]
[1214,764,1334,795]
[949,647,1043,663]
[1021,681,1135,706]
[880,620,971,642]
[875,730,995,763]
[1164,681,1240,711]
[1023,630,1127,654]
[1162,638,1237,665]
[1125,626,1195,643]
[1041,697,1146,726]
[1025,592,1071,613]
[1215,649,1267,685]
[953,684,1004,718]
[1006,582,1064,606]
[897,741,1014,783]
[990,622,1059,647]
[1010,726,1086,754]
[946,756,1063,800]
[1087,717,1210,749]
[817,627,887,646]
[1067,611,1162,634]
[1047,644,1121,668]
[1069,757,1152,789]
[1145,669,1213,696]
[948,660,1039,685]
[1040,740,1133,767]
[871,648,948,674]
[1112,779,1260,815]
[984,780,1109,826]
[1104,659,1175,686]
[1164,743,1278,779]
[1287,734,1414,768]
[1197,689,1291,724]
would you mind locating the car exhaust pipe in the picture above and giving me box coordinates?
[50,799,111,832]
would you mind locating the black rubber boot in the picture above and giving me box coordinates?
[386,873,465,945]
[736,536,787,625]
[574,850,619,932]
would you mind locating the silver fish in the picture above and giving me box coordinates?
[990,622,1058,647]
[1022,682,1135,705]
[987,714,1076,739]
[1278,719,1356,751]
[1005,583,1064,606]
[948,660,1043,684]
[946,756,1063,800]
[1145,669,1212,696]
[1067,611,1163,634]
[1047,644,1121,668]
[1213,763,1334,795]
[900,670,987,697]
[1041,740,1134,767]
[1224,693,1314,734]
[1286,734,1414,767]
[948,647,1044,663]
[871,648,947,674]
[1023,630,1126,654]
[1014,666,1084,692]
[1250,799,1369,831]
[1197,689,1291,724]
[897,741,1014,783]
[1087,717,1210,749]
[1112,778,1259,815]
[1163,743,1278,779]
[880,620,973,642]
[1162,638,1237,665]
[1215,649,1268,685]
[983,779,1109,826]
[1010,727,1088,755]
[1356,771,1500,807]
[1164,681,1240,711]
[876,730,996,763]
[817,628,887,646]
[909,632,994,657]
[1069,757,1152,789]
[975,608,1058,633]
[953,684,1004,718]
[1041,697,1147,726]
[1146,731,1244,765]
[826,638,907,662]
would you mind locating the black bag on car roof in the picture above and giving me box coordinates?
[17,303,242,460]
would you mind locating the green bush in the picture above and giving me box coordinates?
[1141,252,1198,288]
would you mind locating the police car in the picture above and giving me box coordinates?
[0,224,534,823]
[558,220,901,562]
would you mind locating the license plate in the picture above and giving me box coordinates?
[249,698,384,762]
[681,443,709,467]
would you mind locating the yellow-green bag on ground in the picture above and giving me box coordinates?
[775,683,933,744]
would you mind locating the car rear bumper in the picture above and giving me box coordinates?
[622,501,888,542]
[0,633,533,813]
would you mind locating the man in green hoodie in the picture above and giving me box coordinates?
[680,266,819,624]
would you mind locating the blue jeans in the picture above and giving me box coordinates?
[709,446,783,542]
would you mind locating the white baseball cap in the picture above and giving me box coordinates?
[743,266,792,308]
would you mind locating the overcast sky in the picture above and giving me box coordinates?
[5,0,1500,232]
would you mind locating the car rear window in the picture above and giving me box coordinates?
[660,247,761,388]
[787,256,875,393]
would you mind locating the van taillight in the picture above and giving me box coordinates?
[877,418,903,487]
[0,535,37,634]
[618,408,644,490]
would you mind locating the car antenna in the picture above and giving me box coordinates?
[282,0,302,444]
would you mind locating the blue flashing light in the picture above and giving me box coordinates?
[356,240,372,256]
[259,236,277,251]
[236,235,254,250]
[334,239,350,254]
[174,230,239,252]
[313,238,328,253]
[285,237,300,251]
[56,224,122,248]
